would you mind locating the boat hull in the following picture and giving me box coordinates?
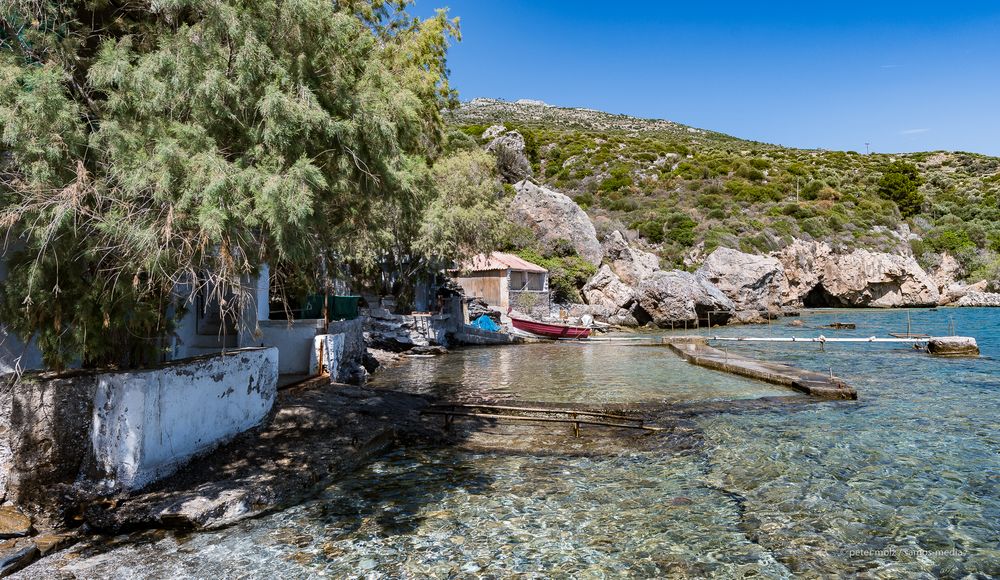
[510,317,591,339]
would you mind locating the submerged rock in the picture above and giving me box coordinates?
[509,180,602,265]
[0,538,38,576]
[0,507,32,539]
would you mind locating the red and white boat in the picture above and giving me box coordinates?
[509,317,591,340]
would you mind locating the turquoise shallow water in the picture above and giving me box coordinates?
[37,308,1000,578]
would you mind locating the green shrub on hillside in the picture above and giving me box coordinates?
[878,161,925,217]
[665,213,697,246]
[514,247,596,302]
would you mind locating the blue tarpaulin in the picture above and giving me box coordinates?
[470,314,501,332]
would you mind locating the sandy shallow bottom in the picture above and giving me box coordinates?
[17,308,1000,578]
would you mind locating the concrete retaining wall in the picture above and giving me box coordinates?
[88,348,278,493]
[253,319,323,375]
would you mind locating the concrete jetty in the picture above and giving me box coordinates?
[665,340,858,400]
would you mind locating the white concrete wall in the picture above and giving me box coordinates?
[89,347,278,493]
[252,319,323,375]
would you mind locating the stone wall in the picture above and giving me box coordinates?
[87,348,278,494]
[0,372,98,525]
[363,308,452,350]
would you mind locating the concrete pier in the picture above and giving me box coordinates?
[665,342,858,400]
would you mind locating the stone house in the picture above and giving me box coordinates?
[450,252,548,311]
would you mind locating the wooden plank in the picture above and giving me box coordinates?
[421,410,664,432]
[430,403,641,422]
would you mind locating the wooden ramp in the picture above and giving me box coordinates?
[422,402,664,437]
[666,342,858,400]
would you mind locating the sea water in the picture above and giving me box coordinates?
[33,308,999,578]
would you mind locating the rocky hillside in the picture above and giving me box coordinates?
[447,99,1000,287]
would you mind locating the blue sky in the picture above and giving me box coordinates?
[414,1,1000,155]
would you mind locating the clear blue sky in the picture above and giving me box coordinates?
[414,1,1000,155]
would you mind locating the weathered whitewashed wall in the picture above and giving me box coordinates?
[89,347,278,493]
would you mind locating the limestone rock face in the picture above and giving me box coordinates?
[509,180,602,265]
[602,230,660,286]
[581,265,648,327]
[939,280,989,305]
[637,270,735,327]
[486,129,532,183]
[774,241,939,308]
[774,239,833,306]
[481,124,507,141]
[954,291,1000,307]
[932,253,962,292]
[818,250,940,307]
[697,247,786,312]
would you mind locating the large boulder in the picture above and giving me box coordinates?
[582,265,650,326]
[637,270,735,327]
[509,180,602,265]
[817,250,940,307]
[774,239,833,306]
[602,230,660,286]
[697,247,786,312]
[486,129,532,183]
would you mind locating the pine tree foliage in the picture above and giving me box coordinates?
[0,0,474,370]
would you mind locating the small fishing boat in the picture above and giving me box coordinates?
[510,317,592,340]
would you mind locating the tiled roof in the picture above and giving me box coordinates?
[457,252,548,273]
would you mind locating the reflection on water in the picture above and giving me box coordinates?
[36,309,1000,578]
[369,340,794,404]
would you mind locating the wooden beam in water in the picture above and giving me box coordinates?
[421,410,664,436]
[430,403,641,423]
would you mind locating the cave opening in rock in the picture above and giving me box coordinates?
[631,303,653,327]
[696,305,731,327]
[803,284,840,308]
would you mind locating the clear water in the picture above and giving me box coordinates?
[366,340,795,404]
[39,309,1000,579]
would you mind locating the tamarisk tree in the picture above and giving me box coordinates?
[0,0,484,370]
